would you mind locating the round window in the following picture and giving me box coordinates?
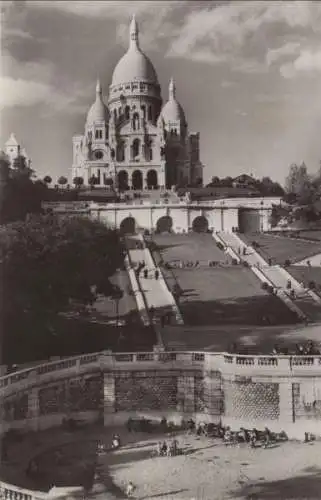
[94,150,103,160]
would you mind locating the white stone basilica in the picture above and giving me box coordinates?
[72,16,203,190]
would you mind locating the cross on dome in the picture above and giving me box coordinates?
[129,14,139,48]
[96,79,102,95]
[169,77,176,100]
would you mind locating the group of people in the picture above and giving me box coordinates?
[135,261,160,280]
[273,340,320,356]
[96,434,121,456]
[156,438,180,457]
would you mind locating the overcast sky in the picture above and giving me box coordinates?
[2,0,321,184]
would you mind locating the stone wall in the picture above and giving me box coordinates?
[115,371,178,412]
[223,377,280,422]
[1,351,321,439]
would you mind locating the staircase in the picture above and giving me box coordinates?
[218,231,321,322]
[125,235,183,325]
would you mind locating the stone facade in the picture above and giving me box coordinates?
[71,17,203,189]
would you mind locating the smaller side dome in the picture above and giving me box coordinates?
[160,78,186,124]
[86,80,109,125]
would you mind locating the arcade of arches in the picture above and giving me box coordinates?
[117,170,158,191]
[118,215,211,234]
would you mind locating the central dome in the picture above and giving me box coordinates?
[111,16,158,87]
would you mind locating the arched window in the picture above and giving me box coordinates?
[141,105,146,119]
[116,142,125,162]
[125,106,130,120]
[132,113,139,131]
[148,105,152,121]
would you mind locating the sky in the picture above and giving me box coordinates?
[2,0,321,185]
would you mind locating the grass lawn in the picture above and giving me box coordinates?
[240,233,321,265]
[171,267,297,326]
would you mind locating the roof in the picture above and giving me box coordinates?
[111,16,158,86]
[86,80,109,125]
[160,78,186,124]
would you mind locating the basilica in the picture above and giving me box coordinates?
[72,16,203,190]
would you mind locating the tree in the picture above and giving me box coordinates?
[73,176,84,188]
[88,175,96,189]
[58,176,68,187]
[43,175,52,185]
[12,155,34,179]
[0,214,125,362]
[0,159,48,224]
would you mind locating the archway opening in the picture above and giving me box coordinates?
[147,169,158,189]
[192,216,209,233]
[120,217,136,235]
[132,138,140,159]
[156,216,173,234]
[132,170,143,190]
[118,170,128,191]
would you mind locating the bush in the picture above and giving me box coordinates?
[261,282,269,290]
[243,261,249,267]
[284,259,291,267]
[231,258,238,265]
[308,280,316,289]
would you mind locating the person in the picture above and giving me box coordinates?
[157,441,163,456]
[161,441,167,456]
[112,434,121,449]
[263,427,271,449]
[126,481,135,497]
[155,269,159,280]
[249,429,257,448]
[143,268,148,279]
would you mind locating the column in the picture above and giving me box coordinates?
[103,373,116,426]
[27,387,40,431]
[278,380,294,426]
[177,375,195,414]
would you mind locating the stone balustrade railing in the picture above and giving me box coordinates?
[43,197,280,211]
[1,351,321,396]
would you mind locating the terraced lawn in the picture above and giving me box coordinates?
[240,233,321,265]
[171,267,297,326]
[152,233,231,265]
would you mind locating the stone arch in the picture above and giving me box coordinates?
[119,216,136,234]
[132,170,143,190]
[192,215,209,233]
[156,215,173,233]
[118,170,128,191]
[147,169,158,189]
[132,138,140,159]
